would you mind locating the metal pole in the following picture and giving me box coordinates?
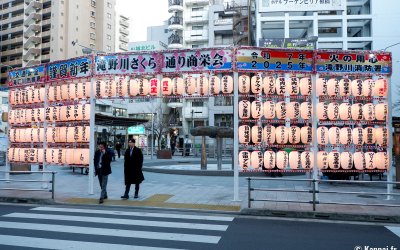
[88,77,96,195]
[233,72,240,201]
[51,172,55,200]
[247,177,251,208]
[312,178,316,211]
[42,83,48,189]
[151,113,154,160]
[217,137,222,170]
[311,45,319,198]
[387,76,394,200]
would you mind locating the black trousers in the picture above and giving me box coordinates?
[124,183,140,195]
[117,149,121,158]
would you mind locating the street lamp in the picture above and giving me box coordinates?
[382,42,400,51]
[151,113,154,160]
[71,41,106,54]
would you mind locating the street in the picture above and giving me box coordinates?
[0,203,399,250]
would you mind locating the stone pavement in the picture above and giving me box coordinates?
[1,155,400,222]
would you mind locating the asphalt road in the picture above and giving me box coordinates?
[0,203,399,250]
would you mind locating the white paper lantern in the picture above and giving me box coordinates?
[251,75,263,94]
[78,126,90,142]
[317,151,329,170]
[209,76,221,95]
[197,75,209,96]
[300,102,312,120]
[328,127,341,145]
[26,88,34,104]
[129,79,139,96]
[375,127,388,146]
[276,151,289,169]
[239,100,251,119]
[352,127,364,145]
[363,103,375,121]
[239,125,251,144]
[263,125,276,144]
[116,78,128,97]
[46,148,56,164]
[316,78,328,96]
[185,77,196,95]
[375,78,388,97]
[78,82,91,99]
[65,149,75,165]
[339,78,351,96]
[317,126,329,145]
[73,149,90,165]
[351,79,363,97]
[239,151,251,170]
[289,151,301,169]
[275,126,288,144]
[301,151,313,169]
[301,126,312,144]
[239,75,250,94]
[251,151,263,170]
[275,76,286,95]
[327,78,340,96]
[37,149,45,163]
[375,103,388,121]
[351,103,364,120]
[363,79,375,97]
[138,78,150,96]
[149,78,160,96]
[46,127,58,143]
[275,101,287,119]
[287,102,300,120]
[173,77,185,95]
[317,102,328,120]
[299,77,312,96]
[363,127,376,144]
[288,126,301,144]
[221,75,233,94]
[47,86,56,101]
[328,151,341,170]
[161,78,173,96]
[327,102,339,120]
[263,101,275,119]
[286,77,299,95]
[263,76,275,95]
[251,125,263,145]
[263,151,275,169]
[354,152,366,170]
[365,152,375,169]
[374,152,389,170]
[340,127,353,145]
[251,101,263,119]
[339,103,352,120]
[9,90,16,104]
[69,82,79,99]
[340,152,353,170]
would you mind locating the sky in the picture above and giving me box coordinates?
[115,0,170,42]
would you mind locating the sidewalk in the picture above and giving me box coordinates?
[1,155,400,223]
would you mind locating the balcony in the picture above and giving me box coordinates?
[42,30,51,37]
[41,54,50,61]
[24,13,41,27]
[24,24,41,38]
[184,11,208,24]
[2,26,23,35]
[4,15,24,25]
[26,1,42,13]
[185,30,209,42]
[184,107,209,119]
[42,7,51,14]
[42,42,50,48]
[25,0,34,4]
[119,19,129,27]
[119,35,129,43]
[185,0,209,6]
[2,48,23,57]
[168,15,183,31]
[119,27,129,35]
[5,3,24,13]
[1,37,23,46]
[23,36,41,49]
[168,0,183,13]
[26,59,41,66]
[119,44,128,51]
[42,19,51,26]
[23,47,41,60]
[168,33,183,49]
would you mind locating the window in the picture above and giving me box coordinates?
[106,45,111,51]
[60,36,63,40]
[107,23,111,29]
[90,33,96,39]
[192,101,204,107]
[60,48,63,52]
[107,34,111,40]
[192,44,199,48]
[164,29,168,33]
[107,2,112,8]
[90,22,96,28]
[90,11,95,17]
[90,44,95,49]
[192,25,203,30]
[91,0,96,7]
[76,16,78,20]
[107,13,111,19]
[192,7,203,11]
[2,97,8,105]
[61,12,64,16]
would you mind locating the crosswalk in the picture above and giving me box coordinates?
[0,206,235,250]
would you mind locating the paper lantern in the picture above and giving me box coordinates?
[26,88,34,104]
[316,78,328,96]
[138,78,150,96]
[251,75,263,94]
[263,76,275,95]
[110,80,117,97]
[251,101,263,119]
[340,127,353,145]
[352,127,364,145]
[375,103,388,121]
[289,151,301,169]
[65,148,75,165]
[24,128,34,143]
[9,129,16,142]
[172,77,185,95]
[340,152,353,170]
[300,102,312,120]
[251,126,263,144]
[301,151,313,169]
[327,78,340,96]
[80,104,90,120]
[328,127,341,145]
[375,127,388,146]
[317,126,329,145]
[328,151,341,170]
[275,101,286,119]
[317,151,329,170]
[57,127,67,142]
[339,78,351,96]
[363,127,376,144]
[276,151,289,169]
[98,80,107,97]
[288,126,301,144]
[129,79,139,96]
[327,102,339,120]
[239,75,250,94]
[263,101,275,119]
[363,103,375,121]
[21,89,29,104]
[60,84,69,100]
[52,106,61,121]
[275,126,288,144]
[197,76,209,95]
[375,78,388,97]
[185,77,196,95]
[81,82,92,99]
[46,127,58,143]
[66,126,77,143]
[351,79,363,97]
[8,148,15,162]
[37,149,45,163]
[339,103,352,120]
[209,76,221,95]
[26,109,34,123]
[374,152,389,170]
[275,76,286,95]
[9,90,16,104]
[353,152,367,170]
[287,102,300,120]
[263,151,275,169]
[286,77,299,95]
[317,102,328,120]
[239,100,251,119]
[239,151,251,170]
[365,152,375,169]
[78,126,90,142]
[46,148,57,164]
[251,151,263,170]
[221,75,233,94]
[263,125,276,144]
[238,125,251,144]
[161,78,173,96]
[363,79,375,97]
[299,77,312,96]
[301,126,312,144]
[47,86,56,101]
[351,103,363,120]
[149,78,160,96]
[70,82,79,99]
[8,110,15,125]
[73,149,90,165]
[45,107,52,121]
[115,78,128,97]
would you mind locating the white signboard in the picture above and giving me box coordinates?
[259,0,345,12]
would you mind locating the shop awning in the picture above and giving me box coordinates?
[95,113,148,127]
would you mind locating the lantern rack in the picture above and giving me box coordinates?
[47,143,90,148]
[47,100,91,106]
[49,121,90,126]
[239,94,311,100]
[10,103,45,109]
[239,144,311,149]
[319,145,387,150]
[97,94,235,100]
[318,121,386,126]
[239,119,311,124]
[319,96,387,101]
[9,143,43,147]
[241,169,312,173]
[321,169,386,173]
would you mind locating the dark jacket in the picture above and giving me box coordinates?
[124,146,144,185]
[94,149,112,176]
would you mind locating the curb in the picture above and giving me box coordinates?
[143,167,304,176]
[0,197,56,205]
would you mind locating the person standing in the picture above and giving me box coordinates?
[94,142,112,204]
[116,142,122,159]
[121,139,144,199]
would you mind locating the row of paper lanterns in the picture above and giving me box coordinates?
[9,126,90,143]
[8,148,90,165]
[238,75,387,97]
[239,125,388,146]
[8,104,90,124]
[239,150,389,170]
[239,100,387,121]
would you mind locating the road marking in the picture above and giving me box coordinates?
[0,221,221,244]
[4,213,229,231]
[385,226,400,238]
[0,234,184,250]
[31,206,234,221]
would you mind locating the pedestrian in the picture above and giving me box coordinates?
[94,142,112,204]
[121,139,144,199]
[116,142,122,158]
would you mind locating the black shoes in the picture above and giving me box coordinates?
[121,195,129,199]
[134,194,139,199]
[99,199,104,204]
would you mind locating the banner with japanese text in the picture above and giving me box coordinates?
[316,50,392,75]
[94,53,160,75]
[8,65,45,87]
[259,0,346,12]
[47,57,92,81]
[236,48,314,72]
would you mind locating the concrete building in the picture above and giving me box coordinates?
[128,41,168,52]
[0,0,118,85]
[115,14,129,52]
[147,21,171,45]
[0,90,8,135]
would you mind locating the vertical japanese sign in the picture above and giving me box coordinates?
[161,48,233,73]
[8,66,45,86]
[94,53,160,75]
[236,48,314,72]
[47,57,92,81]
[316,51,392,75]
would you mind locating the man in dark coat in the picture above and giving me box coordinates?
[121,139,144,199]
[116,142,122,158]
[94,142,112,204]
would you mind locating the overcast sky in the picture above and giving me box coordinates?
[115,0,170,42]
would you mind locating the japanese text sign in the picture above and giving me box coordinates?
[8,66,45,86]
[316,51,392,75]
[236,48,314,72]
[162,49,233,73]
[95,53,160,75]
[259,0,345,12]
[47,57,92,80]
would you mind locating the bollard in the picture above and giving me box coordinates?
[51,172,55,200]
[312,179,316,211]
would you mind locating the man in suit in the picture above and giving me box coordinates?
[94,142,112,204]
[121,139,144,199]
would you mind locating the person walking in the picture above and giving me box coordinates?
[94,142,112,204]
[116,142,122,159]
[121,139,144,199]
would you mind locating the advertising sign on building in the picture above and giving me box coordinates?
[259,38,314,49]
[8,66,45,86]
[128,126,146,135]
[47,57,92,81]
[259,0,346,12]
[95,53,161,75]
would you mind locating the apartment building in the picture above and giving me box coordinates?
[115,14,130,52]
[0,0,118,85]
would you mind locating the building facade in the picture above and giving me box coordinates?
[115,14,130,52]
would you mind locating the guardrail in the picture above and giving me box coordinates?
[247,177,400,211]
[0,171,56,200]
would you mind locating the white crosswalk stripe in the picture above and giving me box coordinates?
[385,226,400,238]
[0,206,234,249]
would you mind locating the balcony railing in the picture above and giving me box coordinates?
[169,15,183,25]
[168,0,182,7]
[168,33,183,45]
